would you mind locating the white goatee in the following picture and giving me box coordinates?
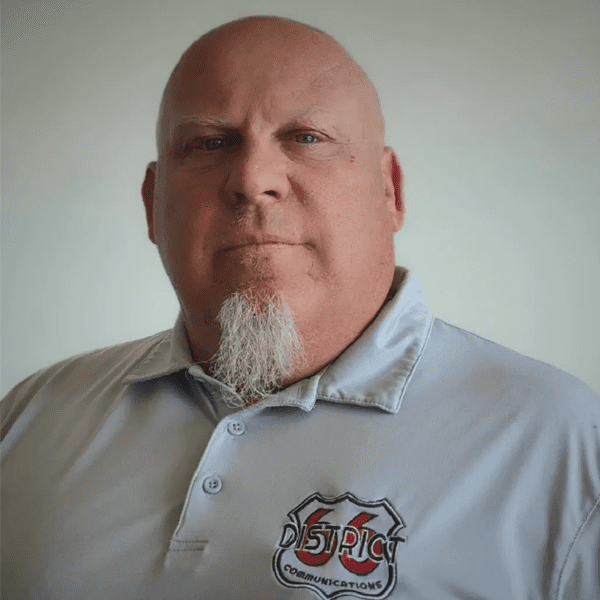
[210,289,306,408]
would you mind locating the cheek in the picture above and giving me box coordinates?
[305,169,389,268]
[157,169,223,232]
[311,167,381,232]
[154,175,223,272]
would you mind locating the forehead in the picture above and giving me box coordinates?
[162,24,373,130]
[169,51,354,121]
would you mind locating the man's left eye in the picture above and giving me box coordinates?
[295,134,319,144]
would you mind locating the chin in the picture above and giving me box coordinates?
[237,281,282,309]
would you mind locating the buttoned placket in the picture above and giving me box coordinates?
[168,368,250,551]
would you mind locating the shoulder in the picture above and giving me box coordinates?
[424,317,599,419]
[9,328,172,390]
[1,330,172,438]
[421,319,599,599]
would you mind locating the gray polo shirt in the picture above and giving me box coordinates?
[2,269,598,599]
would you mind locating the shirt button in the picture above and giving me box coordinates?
[227,420,246,436]
[202,475,222,494]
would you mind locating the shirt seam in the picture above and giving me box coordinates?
[554,490,600,599]
[122,333,178,383]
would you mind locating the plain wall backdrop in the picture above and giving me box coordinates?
[1,0,599,395]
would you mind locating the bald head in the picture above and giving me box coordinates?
[156,16,384,155]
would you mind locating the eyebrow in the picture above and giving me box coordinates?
[175,115,230,128]
[168,116,230,143]
[291,109,348,140]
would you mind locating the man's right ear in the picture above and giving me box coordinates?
[141,162,157,244]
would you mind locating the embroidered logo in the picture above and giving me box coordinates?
[273,492,407,599]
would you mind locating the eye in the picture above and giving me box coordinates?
[203,138,227,151]
[295,133,319,144]
[183,134,240,154]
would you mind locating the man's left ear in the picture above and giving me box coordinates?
[382,146,405,232]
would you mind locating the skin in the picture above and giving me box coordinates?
[142,16,405,389]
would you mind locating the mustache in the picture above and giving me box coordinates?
[221,205,307,252]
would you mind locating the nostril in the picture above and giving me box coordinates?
[265,190,278,197]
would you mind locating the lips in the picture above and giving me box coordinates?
[221,236,299,251]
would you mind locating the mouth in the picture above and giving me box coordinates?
[222,243,297,258]
[222,237,299,252]
[234,242,293,248]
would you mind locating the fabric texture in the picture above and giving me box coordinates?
[1,268,599,600]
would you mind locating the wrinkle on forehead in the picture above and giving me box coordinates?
[156,16,384,154]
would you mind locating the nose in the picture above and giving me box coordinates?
[224,138,291,206]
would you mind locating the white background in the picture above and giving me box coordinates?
[2,0,599,395]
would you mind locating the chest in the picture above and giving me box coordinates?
[2,391,562,600]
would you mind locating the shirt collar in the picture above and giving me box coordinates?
[125,267,433,414]
[260,267,434,414]
[123,312,194,383]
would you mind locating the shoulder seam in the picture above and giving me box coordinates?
[555,490,600,599]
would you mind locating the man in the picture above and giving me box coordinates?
[1,16,598,600]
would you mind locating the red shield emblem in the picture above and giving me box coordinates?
[273,492,407,599]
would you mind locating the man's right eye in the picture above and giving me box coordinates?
[180,134,243,156]
[184,137,228,152]
[202,138,227,151]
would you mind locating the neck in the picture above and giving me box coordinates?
[281,269,401,388]
[184,267,402,395]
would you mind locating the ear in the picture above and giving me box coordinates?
[141,162,157,244]
[382,147,405,232]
